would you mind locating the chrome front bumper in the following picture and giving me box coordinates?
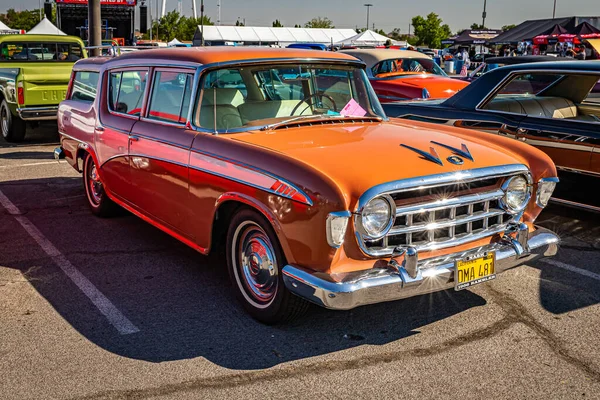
[282,226,559,310]
[17,106,58,120]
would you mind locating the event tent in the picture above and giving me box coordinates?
[193,26,357,47]
[441,29,502,45]
[490,16,600,44]
[25,17,66,35]
[334,29,405,47]
[0,20,19,34]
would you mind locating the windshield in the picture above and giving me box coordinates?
[195,64,385,132]
[372,58,447,78]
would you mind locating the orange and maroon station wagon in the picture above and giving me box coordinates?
[54,47,559,323]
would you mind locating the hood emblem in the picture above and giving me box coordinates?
[401,144,443,166]
[447,155,464,165]
[401,142,474,166]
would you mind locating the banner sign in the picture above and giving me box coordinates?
[56,0,137,6]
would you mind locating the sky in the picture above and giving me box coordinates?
[1,0,599,33]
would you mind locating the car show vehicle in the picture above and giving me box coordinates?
[384,61,600,211]
[55,47,559,323]
[340,49,469,102]
[457,56,571,82]
[0,34,87,142]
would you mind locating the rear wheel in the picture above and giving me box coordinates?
[1,100,26,142]
[82,153,119,217]
[226,209,309,324]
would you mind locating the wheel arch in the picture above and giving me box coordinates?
[210,193,292,261]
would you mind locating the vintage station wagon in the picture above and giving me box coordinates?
[55,48,559,323]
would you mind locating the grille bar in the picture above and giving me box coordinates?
[389,209,505,235]
[394,189,504,216]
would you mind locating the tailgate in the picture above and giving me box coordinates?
[20,63,74,107]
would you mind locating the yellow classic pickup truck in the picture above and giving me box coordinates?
[0,34,86,142]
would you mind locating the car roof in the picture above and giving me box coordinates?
[444,60,600,109]
[485,55,571,65]
[0,34,84,43]
[339,49,430,68]
[88,46,360,68]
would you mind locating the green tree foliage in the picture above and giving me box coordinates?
[501,24,517,31]
[411,13,452,48]
[272,19,283,28]
[147,13,212,41]
[235,19,245,26]
[0,8,43,31]
[304,17,334,29]
[387,28,418,45]
[470,23,487,30]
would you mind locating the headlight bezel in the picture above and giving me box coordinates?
[500,175,533,215]
[357,194,396,240]
[536,177,559,208]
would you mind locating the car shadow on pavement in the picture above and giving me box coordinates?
[0,151,57,160]
[2,177,597,370]
[0,176,491,370]
[0,123,59,148]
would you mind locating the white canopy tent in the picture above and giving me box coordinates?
[335,29,405,47]
[167,38,183,46]
[0,20,20,34]
[25,17,66,36]
[193,26,358,47]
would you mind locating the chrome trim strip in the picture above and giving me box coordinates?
[189,150,313,206]
[124,132,191,150]
[523,138,594,152]
[550,197,600,213]
[283,226,559,310]
[17,106,58,120]
[400,144,443,166]
[556,166,600,177]
[356,164,529,212]
[394,189,505,216]
[128,153,188,169]
[430,141,474,161]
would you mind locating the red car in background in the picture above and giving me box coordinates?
[341,49,469,102]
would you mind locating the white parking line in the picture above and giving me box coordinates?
[541,259,600,282]
[0,189,140,335]
[0,160,67,169]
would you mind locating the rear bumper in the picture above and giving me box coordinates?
[17,106,58,120]
[282,226,559,310]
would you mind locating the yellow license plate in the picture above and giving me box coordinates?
[455,252,496,291]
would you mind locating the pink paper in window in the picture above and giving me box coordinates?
[340,99,367,117]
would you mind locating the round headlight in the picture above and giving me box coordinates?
[361,195,395,239]
[501,176,530,214]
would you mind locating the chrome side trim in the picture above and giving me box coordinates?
[189,150,314,206]
[128,153,188,169]
[556,166,600,178]
[400,144,443,166]
[283,226,559,310]
[550,197,600,213]
[430,141,474,161]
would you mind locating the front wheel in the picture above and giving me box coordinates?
[1,100,26,142]
[226,209,309,324]
[82,153,119,217]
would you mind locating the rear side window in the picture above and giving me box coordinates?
[0,42,82,61]
[147,71,194,124]
[108,70,147,116]
[70,71,98,103]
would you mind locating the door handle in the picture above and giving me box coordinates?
[129,135,140,142]
[95,126,104,132]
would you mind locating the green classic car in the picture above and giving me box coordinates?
[0,34,87,142]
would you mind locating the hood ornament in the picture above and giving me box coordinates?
[401,142,474,166]
[430,141,474,161]
[401,144,443,166]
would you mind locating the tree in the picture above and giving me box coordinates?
[501,24,517,31]
[145,12,213,41]
[470,23,488,30]
[304,17,334,29]
[176,16,213,41]
[411,13,452,48]
[294,24,301,28]
[235,19,245,26]
[0,8,42,32]
[272,19,283,28]
[388,28,418,45]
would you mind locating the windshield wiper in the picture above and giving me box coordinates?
[260,114,382,131]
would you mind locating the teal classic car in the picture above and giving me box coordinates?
[0,34,86,142]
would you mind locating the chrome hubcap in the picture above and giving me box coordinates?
[236,222,278,305]
[87,162,103,204]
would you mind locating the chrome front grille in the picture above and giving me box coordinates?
[355,165,530,257]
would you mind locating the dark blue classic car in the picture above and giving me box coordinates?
[383,61,600,211]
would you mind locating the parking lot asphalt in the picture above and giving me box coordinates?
[1,126,600,400]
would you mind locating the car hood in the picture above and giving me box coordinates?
[380,75,470,97]
[232,120,525,205]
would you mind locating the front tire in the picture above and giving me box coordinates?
[82,153,118,217]
[1,100,26,142]
[226,209,309,324]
